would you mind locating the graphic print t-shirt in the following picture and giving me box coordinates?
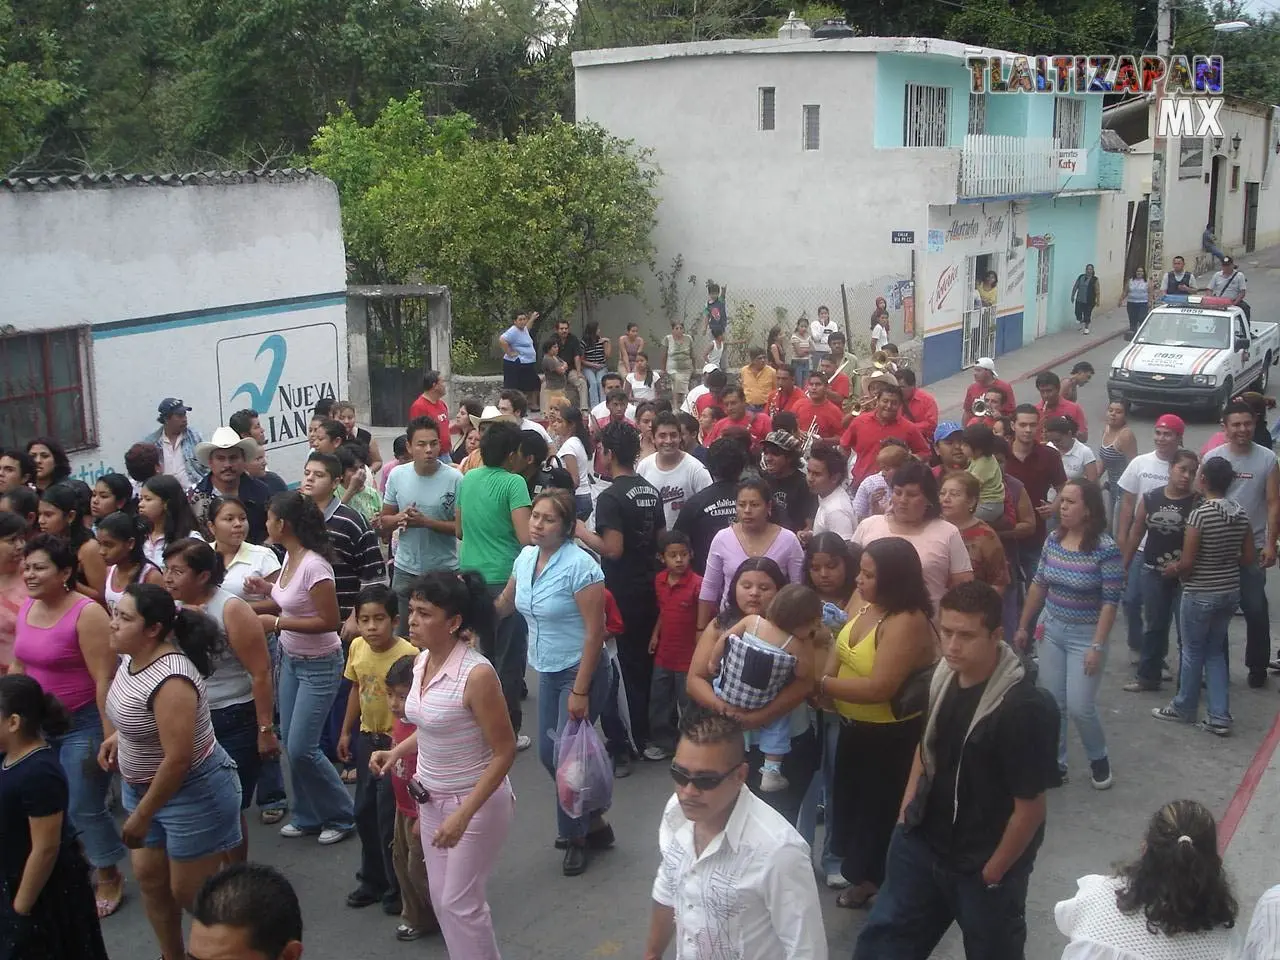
[1141,490,1199,568]
[638,454,713,529]
[595,475,665,600]
[674,480,739,575]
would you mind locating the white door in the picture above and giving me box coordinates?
[961,257,981,367]
[1035,247,1052,337]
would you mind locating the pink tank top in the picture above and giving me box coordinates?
[405,644,499,796]
[13,595,99,712]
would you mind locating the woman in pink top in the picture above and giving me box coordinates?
[371,570,516,960]
[10,534,126,917]
[697,477,805,630]
[248,491,355,844]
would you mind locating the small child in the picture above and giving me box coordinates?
[383,654,440,941]
[710,584,822,792]
[598,587,636,775]
[338,585,419,913]
[961,422,1005,524]
[337,442,383,524]
[851,440,909,525]
[644,531,704,761]
[378,434,411,493]
[704,331,726,370]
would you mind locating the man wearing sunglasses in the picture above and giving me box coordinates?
[186,862,303,960]
[644,707,827,960]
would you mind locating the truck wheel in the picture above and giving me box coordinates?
[1217,378,1234,414]
[1257,355,1272,394]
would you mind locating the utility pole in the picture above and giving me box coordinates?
[1145,0,1172,294]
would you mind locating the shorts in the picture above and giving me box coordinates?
[210,701,261,812]
[122,743,243,860]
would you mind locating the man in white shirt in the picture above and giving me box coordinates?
[498,389,550,442]
[1209,255,1247,306]
[144,397,207,489]
[592,373,636,425]
[639,411,711,529]
[645,708,826,960]
[807,441,857,540]
[681,364,720,416]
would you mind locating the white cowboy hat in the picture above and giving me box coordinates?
[195,426,260,465]
[469,405,517,431]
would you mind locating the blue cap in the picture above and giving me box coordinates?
[935,420,963,440]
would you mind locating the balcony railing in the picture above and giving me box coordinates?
[958,135,1061,200]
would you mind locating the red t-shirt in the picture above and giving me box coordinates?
[653,570,703,672]
[840,413,930,485]
[390,718,419,818]
[767,388,803,417]
[706,411,772,450]
[695,392,721,415]
[603,588,625,637]
[791,398,845,439]
[901,390,939,442]
[963,378,1016,420]
[408,395,450,435]
[1037,398,1089,439]
[828,372,852,401]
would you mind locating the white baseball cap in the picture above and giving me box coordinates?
[973,357,998,373]
[702,363,720,373]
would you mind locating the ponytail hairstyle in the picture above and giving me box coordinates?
[94,473,136,516]
[40,481,92,551]
[97,511,149,568]
[142,474,200,543]
[267,491,335,562]
[1114,799,1237,935]
[162,538,227,589]
[123,582,224,677]
[0,674,71,738]
[409,570,494,642]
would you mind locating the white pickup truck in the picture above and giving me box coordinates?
[1108,296,1280,412]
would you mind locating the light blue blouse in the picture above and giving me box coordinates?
[513,542,604,674]
[502,325,536,364]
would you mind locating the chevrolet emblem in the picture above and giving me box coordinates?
[1151,374,1166,381]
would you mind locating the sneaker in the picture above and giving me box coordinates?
[346,886,379,909]
[1196,720,1232,737]
[279,823,314,839]
[318,826,354,846]
[642,745,670,761]
[826,873,851,889]
[515,734,532,752]
[1083,327,1091,335]
[396,925,427,942]
[1089,757,1113,790]
[613,753,632,779]
[1268,655,1280,672]
[1122,679,1159,693]
[760,767,789,792]
[1151,704,1190,723]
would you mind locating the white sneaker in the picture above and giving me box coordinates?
[279,823,307,838]
[318,826,354,845]
[826,873,851,889]
[516,734,532,752]
[1083,327,1091,335]
[759,768,789,792]
[642,745,670,761]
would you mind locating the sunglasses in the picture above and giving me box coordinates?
[669,762,738,792]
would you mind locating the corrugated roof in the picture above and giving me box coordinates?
[0,168,323,192]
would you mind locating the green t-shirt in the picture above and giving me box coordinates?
[457,465,532,585]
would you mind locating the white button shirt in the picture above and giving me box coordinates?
[813,486,858,540]
[652,786,827,960]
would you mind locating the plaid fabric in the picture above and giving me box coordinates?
[714,630,797,711]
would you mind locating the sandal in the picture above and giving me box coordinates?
[260,806,287,825]
[836,884,877,909]
[340,768,358,785]
[95,874,125,919]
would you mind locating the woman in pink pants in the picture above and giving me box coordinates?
[371,570,516,959]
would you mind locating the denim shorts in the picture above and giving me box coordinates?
[211,701,261,812]
[122,743,243,860]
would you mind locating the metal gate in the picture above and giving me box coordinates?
[1245,182,1260,253]
[961,307,995,368]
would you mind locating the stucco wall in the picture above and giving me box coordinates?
[1025,195,1100,335]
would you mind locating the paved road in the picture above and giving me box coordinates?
[104,255,1280,958]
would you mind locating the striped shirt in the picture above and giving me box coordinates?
[583,338,607,366]
[1033,533,1124,624]
[320,498,387,617]
[1184,498,1251,592]
[405,644,500,796]
[105,652,216,784]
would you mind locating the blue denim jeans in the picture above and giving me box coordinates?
[583,367,606,407]
[279,649,355,832]
[796,711,842,877]
[1037,613,1109,768]
[1124,564,1144,654]
[536,657,610,841]
[1173,589,1238,726]
[51,703,126,869]
[255,632,287,810]
[1137,564,1181,686]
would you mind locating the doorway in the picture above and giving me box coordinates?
[1209,155,1225,237]
[1245,181,1260,253]
[961,253,997,366]
[1035,246,1052,337]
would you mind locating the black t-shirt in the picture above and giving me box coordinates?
[769,469,816,533]
[595,474,665,599]
[0,746,73,882]
[674,479,738,575]
[529,458,575,499]
[1142,490,1199,567]
[558,333,583,364]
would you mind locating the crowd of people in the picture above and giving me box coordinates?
[1,310,1280,959]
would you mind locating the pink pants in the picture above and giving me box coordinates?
[418,778,515,959]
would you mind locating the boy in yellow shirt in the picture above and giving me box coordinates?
[338,584,419,913]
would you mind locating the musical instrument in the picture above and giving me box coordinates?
[970,396,990,418]
[800,418,821,459]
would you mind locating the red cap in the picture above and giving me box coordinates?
[1154,414,1186,435]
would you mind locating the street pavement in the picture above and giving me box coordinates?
[104,251,1280,958]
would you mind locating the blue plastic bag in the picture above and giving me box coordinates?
[554,717,613,819]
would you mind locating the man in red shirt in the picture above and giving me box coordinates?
[767,365,804,417]
[819,354,853,403]
[1003,403,1068,586]
[407,371,449,435]
[840,383,931,487]
[704,385,772,452]
[963,357,1016,421]
[1035,370,1089,441]
[897,368,938,443]
[791,372,846,441]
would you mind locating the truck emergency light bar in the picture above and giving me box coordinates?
[1158,294,1237,307]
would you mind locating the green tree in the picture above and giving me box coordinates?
[0,0,75,173]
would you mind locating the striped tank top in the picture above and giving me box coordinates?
[583,338,606,366]
[1098,442,1128,487]
[105,651,217,784]
[405,644,499,796]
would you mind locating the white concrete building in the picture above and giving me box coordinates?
[574,35,1123,384]
[0,171,349,485]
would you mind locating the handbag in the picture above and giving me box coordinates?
[876,618,939,720]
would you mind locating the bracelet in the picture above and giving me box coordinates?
[274,616,281,633]
[571,688,587,697]
[819,676,829,696]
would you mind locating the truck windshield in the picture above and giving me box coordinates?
[1135,311,1229,349]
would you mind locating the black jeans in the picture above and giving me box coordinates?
[853,826,1032,960]
[482,584,529,735]
[354,731,398,900]
[613,591,658,749]
[1074,302,1094,328]
[648,667,689,752]
[1137,565,1180,687]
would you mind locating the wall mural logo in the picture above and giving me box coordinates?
[930,264,959,312]
[230,334,287,411]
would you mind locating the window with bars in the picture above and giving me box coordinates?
[967,93,987,135]
[759,87,776,131]
[802,104,820,150]
[904,84,950,147]
[0,328,96,450]
[1053,98,1084,149]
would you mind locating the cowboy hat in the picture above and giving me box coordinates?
[470,405,518,431]
[195,426,260,465]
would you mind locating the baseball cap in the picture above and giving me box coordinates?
[702,363,719,374]
[973,357,997,373]
[935,420,964,440]
[762,430,801,453]
[1221,256,1234,265]
[158,398,191,417]
[1154,413,1186,435]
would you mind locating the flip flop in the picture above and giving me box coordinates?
[260,807,287,825]
[95,876,125,919]
[340,768,358,785]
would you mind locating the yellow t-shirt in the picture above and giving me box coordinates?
[967,454,1005,504]
[740,364,777,406]
[344,636,420,733]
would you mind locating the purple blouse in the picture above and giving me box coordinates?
[698,525,806,610]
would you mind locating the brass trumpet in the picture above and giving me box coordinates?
[971,397,990,418]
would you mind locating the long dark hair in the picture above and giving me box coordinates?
[804,532,859,606]
[718,557,787,628]
[97,511,149,569]
[0,674,71,738]
[26,437,70,487]
[560,405,592,449]
[1058,478,1108,553]
[123,582,224,677]
[40,481,92,552]
[410,570,494,640]
[862,537,934,618]
[95,473,136,515]
[583,320,601,346]
[267,491,335,562]
[1115,799,1237,935]
[142,475,199,543]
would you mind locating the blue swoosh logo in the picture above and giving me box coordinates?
[229,334,287,411]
